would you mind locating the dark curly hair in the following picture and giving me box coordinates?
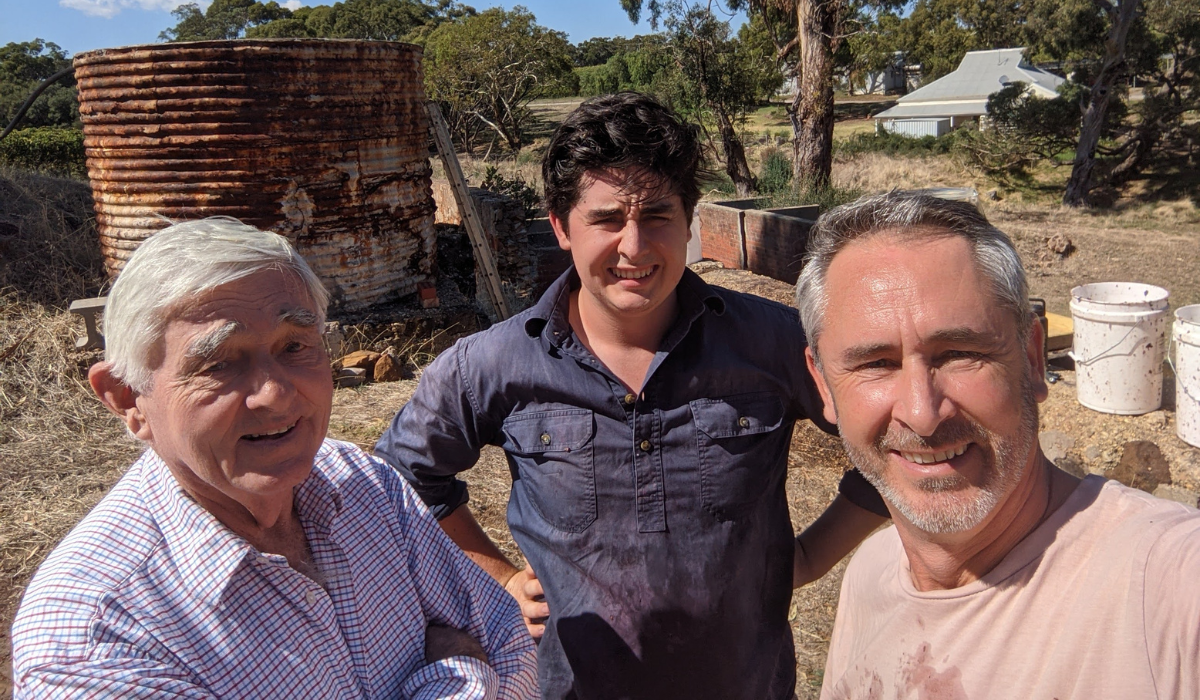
[542,92,704,226]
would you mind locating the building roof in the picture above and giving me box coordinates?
[875,48,1064,121]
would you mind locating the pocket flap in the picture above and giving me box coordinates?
[691,393,784,439]
[502,409,595,453]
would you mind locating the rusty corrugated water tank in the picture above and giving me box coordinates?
[73,39,435,312]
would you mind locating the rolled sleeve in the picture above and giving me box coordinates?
[375,340,489,519]
[401,656,500,700]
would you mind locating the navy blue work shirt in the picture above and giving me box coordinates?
[375,268,884,700]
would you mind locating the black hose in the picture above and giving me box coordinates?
[0,66,77,143]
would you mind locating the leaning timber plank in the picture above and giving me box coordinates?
[1046,311,1073,352]
[425,103,511,321]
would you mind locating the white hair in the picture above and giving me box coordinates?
[796,190,1031,364]
[104,217,329,393]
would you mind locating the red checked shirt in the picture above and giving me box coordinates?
[12,439,537,699]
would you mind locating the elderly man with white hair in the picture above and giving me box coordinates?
[799,191,1200,699]
[12,218,537,699]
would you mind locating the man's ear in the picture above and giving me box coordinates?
[89,362,152,440]
[549,210,571,252]
[805,346,839,425]
[1024,317,1049,403]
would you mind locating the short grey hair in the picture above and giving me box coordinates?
[796,191,1031,361]
[104,217,329,393]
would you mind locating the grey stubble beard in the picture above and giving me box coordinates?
[842,374,1040,534]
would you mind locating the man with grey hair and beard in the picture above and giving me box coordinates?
[12,218,536,699]
[797,191,1200,699]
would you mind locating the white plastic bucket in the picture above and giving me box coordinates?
[1173,305,1200,447]
[1069,282,1170,415]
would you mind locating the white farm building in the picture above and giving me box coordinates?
[874,48,1064,138]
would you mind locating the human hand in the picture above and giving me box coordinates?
[504,563,549,639]
[425,623,489,665]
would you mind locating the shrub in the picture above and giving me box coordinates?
[835,129,961,159]
[757,148,792,194]
[0,127,86,179]
[479,166,541,220]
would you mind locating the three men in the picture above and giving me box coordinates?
[12,219,537,699]
[798,191,1200,699]
[375,92,888,699]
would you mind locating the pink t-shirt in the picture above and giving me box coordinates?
[822,475,1200,700]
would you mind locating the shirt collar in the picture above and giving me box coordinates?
[141,443,344,609]
[523,266,726,349]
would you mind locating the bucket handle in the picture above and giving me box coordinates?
[1068,324,1140,366]
[1169,327,1200,404]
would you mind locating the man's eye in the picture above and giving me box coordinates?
[285,341,305,353]
[200,361,228,374]
[856,358,892,371]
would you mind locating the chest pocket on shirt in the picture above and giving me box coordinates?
[691,392,787,522]
[501,408,597,533]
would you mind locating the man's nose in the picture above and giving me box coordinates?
[245,356,295,410]
[893,363,953,437]
[617,220,650,260]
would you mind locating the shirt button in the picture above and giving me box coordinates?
[624,393,636,405]
[639,439,651,451]
[738,416,750,428]
[540,432,551,445]
[257,554,272,565]
[305,590,317,606]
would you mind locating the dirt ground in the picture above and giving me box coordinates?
[3,157,1199,697]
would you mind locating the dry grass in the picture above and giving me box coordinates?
[0,167,137,694]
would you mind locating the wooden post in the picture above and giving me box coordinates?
[425,103,511,321]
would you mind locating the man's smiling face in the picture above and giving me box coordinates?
[134,268,333,511]
[550,169,690,327]
[807,231,1046,534]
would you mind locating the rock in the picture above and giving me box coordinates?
[1039,430,1075,463]
[373,352,405,382]
[1110,440,1172,493]
[1045,233,1075,258]
[986,189,1000,201]
[323,322,345,362]
[1143,410,1169,429]
[1152,484,1200,508]
[340,350,381,371]
[1056,457,1088,479]
[334,366,366,388]
[1084,444,1102,463]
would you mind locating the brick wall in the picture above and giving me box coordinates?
[742,209,815,285]
[696,200,817,285]
[697,202,745,270]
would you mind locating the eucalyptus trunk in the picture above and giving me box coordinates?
[1062,0,1142,207]
[791,0,838,189]
[715,109,757,197]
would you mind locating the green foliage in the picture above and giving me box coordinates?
[425,7,575,151]
[757,148,792,194]
[160,0,293,41]
[755,179,864,213]
[163,0,465,42]
[479,166,541,219]
[0,40,78,130]
[835,129,962,158]
[247,0,471,41]
[0,127,86,178]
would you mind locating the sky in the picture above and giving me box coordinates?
[0,0,741,57]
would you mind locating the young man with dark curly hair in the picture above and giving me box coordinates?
[375,93,889,700]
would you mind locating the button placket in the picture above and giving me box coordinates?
[632,405,667,532]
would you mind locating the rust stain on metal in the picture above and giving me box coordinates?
[74,39,436,312]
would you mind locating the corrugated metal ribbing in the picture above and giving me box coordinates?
[74,39,435,312]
